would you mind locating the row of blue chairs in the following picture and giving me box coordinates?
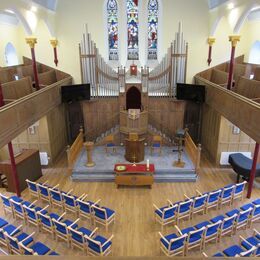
[0,194,114,256]
[153,181,246,229]
[26,180,116,231]
[158,198,259,257]
[206,229,259,257]
[0,216,58,255]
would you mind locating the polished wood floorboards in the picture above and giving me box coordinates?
[0,153,259,257]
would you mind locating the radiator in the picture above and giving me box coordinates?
[39,152,49,166]
[220,152,252,165]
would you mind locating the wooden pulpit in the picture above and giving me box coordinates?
[125,134,145,163]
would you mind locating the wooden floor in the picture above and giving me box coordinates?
[0,153,259,257]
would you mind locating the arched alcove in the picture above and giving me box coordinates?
[248,41,260,64]
[126,86,141,109]
[5,43,19,66]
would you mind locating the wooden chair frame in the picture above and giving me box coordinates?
[85,234,114,256]
[185,194,207,218]
[104,135,117,154]
[249,205,260,227]
[218,214,237,241]
[203,220,222,249]
[232,181,246,202]
[234,208,252,233]
[175,199,193,225]
[37,210,56,238]
[204,190,221,213]
[36,183,51,203]
[185,227,206,255]
[219,186,234,208]
[150,135,162,155]
[158,232,187,257]
[91,204,115,232]
[26,179,39,199]
[0,194,14,217]
[153,203,178,231]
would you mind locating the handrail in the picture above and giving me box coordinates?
[0,76,72,148]
[195,75,260,143]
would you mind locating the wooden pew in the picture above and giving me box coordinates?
[234,77,260,100]
[38,70,57,88]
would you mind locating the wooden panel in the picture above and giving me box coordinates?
[0,77,72,149]
[82,98,119,141]
[195,76,260,144]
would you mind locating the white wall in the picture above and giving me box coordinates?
[0,23,22,66]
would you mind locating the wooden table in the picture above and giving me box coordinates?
[114,163,154,188]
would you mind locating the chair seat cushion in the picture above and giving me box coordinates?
[31,242,51,255]
[160,233,184,251]
[49,251,59,255]
[226,209,239,217]
[253,199,260,205]
[241,203,254,211]
[213,252,225,257]
[10,196,23,203]
[78,227,92,236]
[22,201,33,207]
[181,227,195,235]
[0,225,19,239]
[210,215,225,223]
[63,219,78,229]
[10,232,33,249]
[95,207,115,220]
[107,143,115,147]
[152,143,161,148]
[155,206,175,219]
[89,235,112,253]
[195,221,210,229]
[49,213,60,220]
[0,218,8,228]
[242,237,259,249]
[223,245,244,257]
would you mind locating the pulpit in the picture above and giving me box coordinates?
[125,134,145,163]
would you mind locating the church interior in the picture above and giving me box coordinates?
[0,0,260,258]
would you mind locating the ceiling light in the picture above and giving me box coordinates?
[31,6,37,12]
[228,3,234,10]
[5,9,15,14]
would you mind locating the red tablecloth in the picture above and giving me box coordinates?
[114,163,155,173]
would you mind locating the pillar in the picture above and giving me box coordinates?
[227,35,241,90]
[0,82,21,196]
[50,39,59,66]
[26,37,39,90]
[207,37,216,66]
[247,143,259,199]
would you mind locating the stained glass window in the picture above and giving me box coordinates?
[107,0,119,60]
[148,0,158,60]
[127,0,139,60]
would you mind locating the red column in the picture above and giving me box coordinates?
[227,35,240,90]
[50,39,59,67]
[0,82,21,197]
[26,38,39,90]
[247,143,260,199]
[207,37,215,66]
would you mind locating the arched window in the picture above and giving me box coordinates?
[5,43,19,66]
[127,0,139,60]
[248,41,260,65]
[147,0,158,60]
[107,0,119,60]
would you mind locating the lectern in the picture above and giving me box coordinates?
[125,133,145,163]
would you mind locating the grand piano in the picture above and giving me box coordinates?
[228,153,260,183]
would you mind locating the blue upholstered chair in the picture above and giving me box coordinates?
[232,181,246,202]
[240,229,260,256]
[218,214,237,240]
[68,225,97,252]
[153,203,178,230]
[37,210,61,238]
[37,182,50,203]
[92,204,115,231]
[19,241,58,255]
[52,214,78,247]
[104,135,117,154]
[219,185,234,208]
[49,185,64,210]
[76,195,100,223]
[185,227,206,254]
[10,199,34,223]
[159,232,187,256]
[241,203,260,227]
[204,189,221,213]
[175,199,193,224]
[234,207,252,232]
[85,233,114,256]
[188,194,207,218]
[252,198,260,205]
[0,193,22,216]
[4,230,34,255]
[0,218,8,229]
[24,204,48,231]
[62,190,78,215]
[26,179,39,199]
[222,244,256,257]
[203,220,222,248]
[150,135,162,155]
[0,224,21,248]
